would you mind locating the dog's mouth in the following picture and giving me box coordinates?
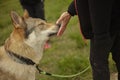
[48,32,57,37]
[44,24,61,49]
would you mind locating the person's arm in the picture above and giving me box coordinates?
[56,1,76,36]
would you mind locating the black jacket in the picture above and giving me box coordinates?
[20,0,42,5]
[68,0,120,39]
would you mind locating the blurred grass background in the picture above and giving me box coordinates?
[0,0,117,80]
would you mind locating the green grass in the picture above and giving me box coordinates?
[0,0,117,80]
[0,0,23,45]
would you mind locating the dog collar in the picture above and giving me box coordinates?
[7,50,35,65]
[6,51,90,78]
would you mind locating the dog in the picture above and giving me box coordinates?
[0,10,59,80]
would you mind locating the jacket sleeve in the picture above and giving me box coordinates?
[67,1,77,16]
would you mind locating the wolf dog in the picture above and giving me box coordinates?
[0,10,59,80]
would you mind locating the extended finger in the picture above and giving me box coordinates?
[57,23,66,36]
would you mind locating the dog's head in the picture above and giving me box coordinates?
[5,10,59,63]
[11,10,59,42]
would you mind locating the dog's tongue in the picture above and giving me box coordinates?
[44,42,51,49]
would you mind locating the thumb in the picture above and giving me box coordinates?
[56,16,64,25]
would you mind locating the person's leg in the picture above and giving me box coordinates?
[35,0,45,20]
[88,0,114,79]
[111,33,120,80]
[21,4,36,18]
[90,34,113,80]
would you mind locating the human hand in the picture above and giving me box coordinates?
[56,12,71,36]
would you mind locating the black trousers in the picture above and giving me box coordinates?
[20,0,45,20]
[90,33,120,80]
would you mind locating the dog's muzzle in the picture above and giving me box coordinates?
[48,24,61,37]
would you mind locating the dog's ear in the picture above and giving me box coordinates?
[10,11,26,29]
[23,9,29,19]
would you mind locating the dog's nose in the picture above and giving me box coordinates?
[56,23,61,28]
